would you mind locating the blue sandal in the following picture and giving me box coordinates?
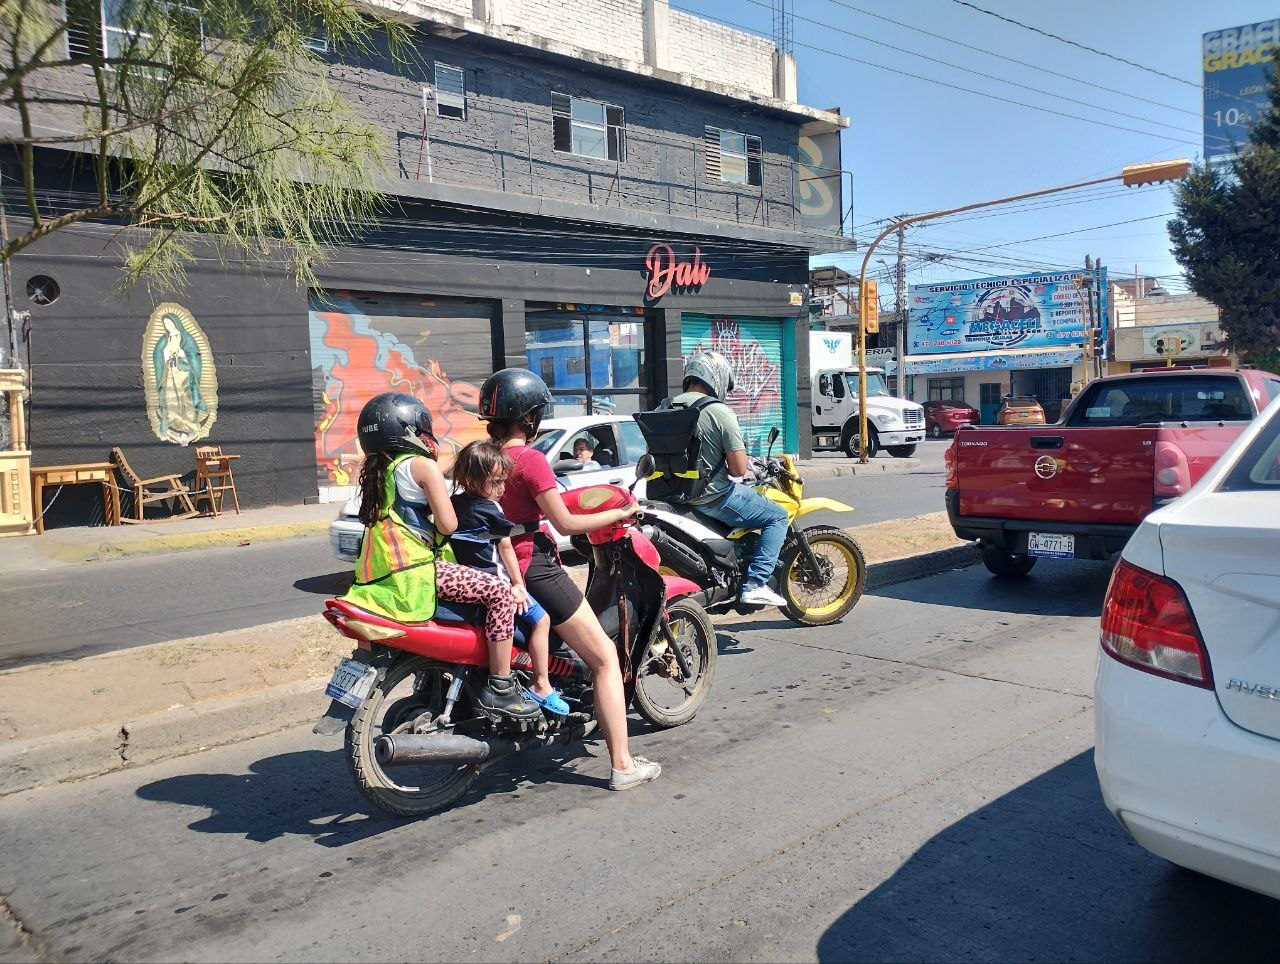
[524,687,570,716]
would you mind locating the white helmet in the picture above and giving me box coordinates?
[683,350,735,400]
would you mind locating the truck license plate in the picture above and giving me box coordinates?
[1027,533,1074,559]
[324,658,377,709]
[339,532,361,554]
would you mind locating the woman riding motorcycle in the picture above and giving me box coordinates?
[479,368,661,792]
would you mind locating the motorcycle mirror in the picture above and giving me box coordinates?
[766,425,780,456]
[632,453,655,492]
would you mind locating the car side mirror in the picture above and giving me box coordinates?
[553,458,584,475]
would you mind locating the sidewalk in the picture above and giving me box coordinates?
[0,511,975,797]
[0,502,337,574]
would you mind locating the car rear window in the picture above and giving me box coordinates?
[1220,406,1280,492]
[1069,376,1251,426]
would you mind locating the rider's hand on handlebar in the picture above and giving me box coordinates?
[618,502,641,521]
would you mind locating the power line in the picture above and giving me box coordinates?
[820,0,1204,119]
[736,0,1215,143]
[947,0,1199,88]
[674,5,1207,147]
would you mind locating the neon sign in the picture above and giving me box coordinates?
[644,243,710,300]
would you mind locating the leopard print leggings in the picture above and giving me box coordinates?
[435,559,515,643]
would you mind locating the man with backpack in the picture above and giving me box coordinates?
[638,350,789,608]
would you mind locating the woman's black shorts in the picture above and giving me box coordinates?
[524,533,585,626]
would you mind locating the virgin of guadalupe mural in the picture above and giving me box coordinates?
[141,303,218,446]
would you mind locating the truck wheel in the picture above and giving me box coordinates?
[981,545,1037,578]
[842,425,877,459]
[887,444,917,458]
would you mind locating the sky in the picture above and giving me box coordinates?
[677,0,1278,297]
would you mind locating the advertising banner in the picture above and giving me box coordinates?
[1203,20,1279,162]
[878,349,1084,376]
[908,269,1106,356]
[1114,322,1225,362]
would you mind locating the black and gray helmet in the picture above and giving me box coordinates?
[479,368,554,437]
[356,392,437,458]
[683,350,735,400]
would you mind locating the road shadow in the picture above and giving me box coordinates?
[135,740,604,847]
[865,557,1114,619]
[294,571,354,595]
[816,750,1276,963]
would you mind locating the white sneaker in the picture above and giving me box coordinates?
[740,584,787,607]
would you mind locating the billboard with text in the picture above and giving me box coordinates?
[908,269,1106,356]
[1203,20,1278,162]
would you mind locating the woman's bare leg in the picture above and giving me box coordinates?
[554,601,634,772]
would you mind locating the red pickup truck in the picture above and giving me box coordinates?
[944,368,1280,577]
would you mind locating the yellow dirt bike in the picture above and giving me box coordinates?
[635,430,866,626]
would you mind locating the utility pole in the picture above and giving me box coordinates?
[894,221,907,398]
[1094,257,1106,378]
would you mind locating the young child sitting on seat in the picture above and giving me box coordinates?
[449,440,570,716]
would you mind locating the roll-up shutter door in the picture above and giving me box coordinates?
[681,314,786,456]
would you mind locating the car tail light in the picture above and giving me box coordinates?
[944,443,957,488]
[1100,559,1211,688]
[1153,440,1191,498]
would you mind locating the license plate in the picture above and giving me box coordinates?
[324,658,377,709]
[339,533,361,553]
[1027,532,1074,559]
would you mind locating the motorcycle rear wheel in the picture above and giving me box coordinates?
[779,526,866,626]
[347,656,480,817]
[632,598,717,728]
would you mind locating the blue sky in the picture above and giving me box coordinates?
[678,0,1277,295]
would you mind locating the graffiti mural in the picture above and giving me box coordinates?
[141,302,218,446]
[309,291,492,493]
[682,315,783,456]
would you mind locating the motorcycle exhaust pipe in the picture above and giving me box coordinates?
[374,732,522,767]
[643,525,708,579]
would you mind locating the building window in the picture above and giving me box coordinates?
[552,94,625,161]
[705,127,762,186]
[96,0,202,62]
[434,63,465,120]
[302,33,329,53]
[927,377,965,402]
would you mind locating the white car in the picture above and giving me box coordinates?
[329,413,649,562]
[1095,396,1280,900]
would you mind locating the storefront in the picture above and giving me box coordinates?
[891,349,1086,423]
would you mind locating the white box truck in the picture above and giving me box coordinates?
[809,332,925,459]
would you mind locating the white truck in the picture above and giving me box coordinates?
[809,331,925,458]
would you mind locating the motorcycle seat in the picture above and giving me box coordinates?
[434,600,529,648]
[690,510,750,538]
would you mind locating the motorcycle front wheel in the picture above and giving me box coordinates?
[778,526,866,626]
[633,598,717,728]
[347,656,480,817]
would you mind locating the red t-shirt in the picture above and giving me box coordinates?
[499,445,558,572]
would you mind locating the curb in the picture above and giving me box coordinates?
[798,457,922,480]
[33,519,331,566]
[0,544,979,798]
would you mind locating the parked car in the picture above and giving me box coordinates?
[1095,395,1280,900]
[945,368,1280,577]
[995,396,1045,425]
[329,414,649,562]
[922,400,981,438]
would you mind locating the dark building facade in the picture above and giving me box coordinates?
[7,0,848,524]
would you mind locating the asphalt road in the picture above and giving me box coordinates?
[0,442,951,668]
[2,560,1275,963]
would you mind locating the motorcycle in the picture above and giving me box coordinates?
[312,459,717,817]
[638,427,866,626]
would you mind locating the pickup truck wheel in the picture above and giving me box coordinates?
[842,426,878,459]
[980,545,1037,578]
[887,444,917,458]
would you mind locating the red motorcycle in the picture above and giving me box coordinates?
[313,466,717,817]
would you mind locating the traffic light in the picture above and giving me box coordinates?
[861,279,880,334]
[1090,328,1105,359]
[1121,159,1191,186]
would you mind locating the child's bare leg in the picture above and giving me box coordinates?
[527,615,554,696]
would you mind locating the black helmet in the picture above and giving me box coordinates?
[356,392,437,458]
[478,368,554,437]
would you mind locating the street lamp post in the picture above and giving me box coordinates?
[853,159,1191,462]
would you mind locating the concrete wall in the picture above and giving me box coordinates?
[667,9,776,98]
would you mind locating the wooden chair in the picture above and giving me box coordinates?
[110,447,199,523]
[193,445,241,517]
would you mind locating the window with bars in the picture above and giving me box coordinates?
[927,377,966,402]
[552,94,625,161]
[705,127,762,186]
[434,63,465,120]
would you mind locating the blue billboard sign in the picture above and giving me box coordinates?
[878,349,1085,377]
[908,269,1106,356]
[1203,21,1279,162]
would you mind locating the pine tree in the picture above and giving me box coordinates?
[1169,53,1280,372]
